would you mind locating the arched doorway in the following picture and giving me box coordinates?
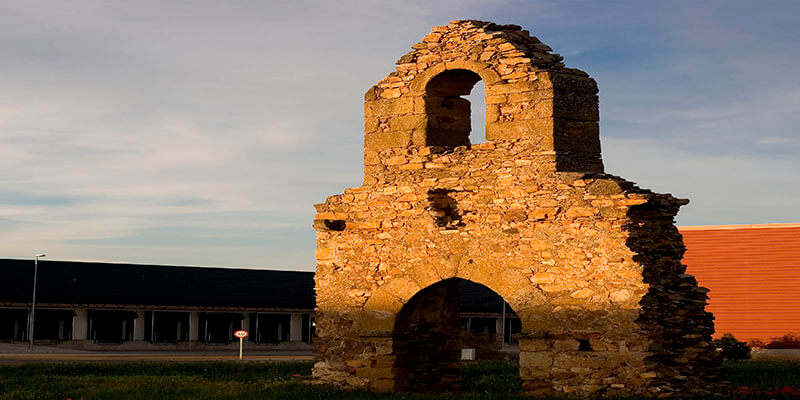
[391,278,519,392]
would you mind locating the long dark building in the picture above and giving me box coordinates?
[0,259,315,349]
[0,259,519,351]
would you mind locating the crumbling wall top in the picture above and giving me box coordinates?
[364,20,604,175]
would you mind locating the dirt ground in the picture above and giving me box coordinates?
[751,348,800,361]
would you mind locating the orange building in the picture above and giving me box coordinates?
[680,223,800,343]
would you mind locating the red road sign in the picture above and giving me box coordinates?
[234,330,248,338]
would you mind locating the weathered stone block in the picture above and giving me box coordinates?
[485,120,548,141]
[520,338,552,352]
[369,378,397,392]
[365,97,415,117]
[315,248,334,260]
[364,131,412,150]
[486,80,539,94]
[390,114,427,131]
[520,351,554,368]
[356,367,395,379]
[553,339,581,352]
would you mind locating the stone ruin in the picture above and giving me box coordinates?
[312,20,722,397]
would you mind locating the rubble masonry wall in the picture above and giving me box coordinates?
[312,20,721,397]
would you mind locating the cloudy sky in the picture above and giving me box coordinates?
[1,1,798,270]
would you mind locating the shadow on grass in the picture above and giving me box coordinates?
[0,360,799,399]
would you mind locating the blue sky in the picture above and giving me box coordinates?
[1,1,798,270]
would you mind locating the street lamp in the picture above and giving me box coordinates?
[29,254,45,350]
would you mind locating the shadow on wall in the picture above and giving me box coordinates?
[625,193,721,386]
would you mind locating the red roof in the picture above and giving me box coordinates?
[680,223,800,342]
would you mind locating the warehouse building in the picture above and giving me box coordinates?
[681,223,800,343]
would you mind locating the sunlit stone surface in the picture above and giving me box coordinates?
[312,20,722,397]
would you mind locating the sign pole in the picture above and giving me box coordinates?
[234,330,248,360]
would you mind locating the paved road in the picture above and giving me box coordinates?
[0,351,314,365]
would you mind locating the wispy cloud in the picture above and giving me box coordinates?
[603,137,800,226]
[1,1,798,269]
[758,137,798,145]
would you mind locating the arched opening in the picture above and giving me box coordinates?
[424,69,486,147]
[392,278,520,392]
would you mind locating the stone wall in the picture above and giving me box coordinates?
[313,20,721,397]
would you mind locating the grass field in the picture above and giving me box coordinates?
[0,360,798,399]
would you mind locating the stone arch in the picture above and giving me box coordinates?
[391,278,463,392]
[408,59,501,92]
[421,69,484,148]
[424,69,481,147]
[407,61,502,149]
[361,262,535,332]
[388,277,522,392]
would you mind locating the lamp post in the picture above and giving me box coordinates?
[501,300,506,347]
[29,254,45,350]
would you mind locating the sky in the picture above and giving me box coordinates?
[1,1,798,270]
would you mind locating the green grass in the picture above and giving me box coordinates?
[723,360,800,395]
[0,360,798,399]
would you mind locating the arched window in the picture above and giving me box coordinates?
[425,69,486,147]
